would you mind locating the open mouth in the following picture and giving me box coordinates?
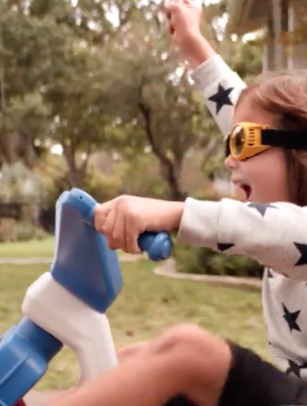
[240,184,251,200]
[232,181,252,201]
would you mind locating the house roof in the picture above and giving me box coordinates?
[226,0,271,35]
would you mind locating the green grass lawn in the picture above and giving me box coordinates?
[0,237,129,259]
[0,237,55,258]
[0,260,269,391]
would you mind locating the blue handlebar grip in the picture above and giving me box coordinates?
[138,232,172,262]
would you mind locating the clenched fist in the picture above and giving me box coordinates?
[94,195,184,253]
[165,0,215,68]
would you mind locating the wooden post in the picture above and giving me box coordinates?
[287,0,295,69]
[263,8,275,71]
[272,0,283,69]
[288,0,307,68]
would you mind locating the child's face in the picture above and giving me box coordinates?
[224,96,291,203]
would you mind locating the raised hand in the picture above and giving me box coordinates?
[165,0,214,68]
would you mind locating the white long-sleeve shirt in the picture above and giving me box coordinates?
[178,55,307,380]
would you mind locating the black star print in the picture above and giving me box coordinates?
[294,243,307,266]
[208,84,234,114]
[282,303,301,332]
[247,203,277,217]
[286,360,307,378]
[217,243,234,252]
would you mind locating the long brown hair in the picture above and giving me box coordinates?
[236,71,307,206]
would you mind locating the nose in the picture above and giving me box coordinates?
[224,154,239,170]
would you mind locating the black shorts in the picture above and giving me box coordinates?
[164,342,307,406]
[219,342,307,405]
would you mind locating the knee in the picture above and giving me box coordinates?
[152,324,212,355]
[117,342,148,363]
[149,324,215,375]
[149,324,231,391]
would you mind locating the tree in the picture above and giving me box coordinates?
[0,0,264,199]
[0,0,142,187]
[28,0,138,45]
[0,2,69,167]
[100,5,217,200]
[0,93,50,168]
[226,39,263,81]
[44,47,116,187]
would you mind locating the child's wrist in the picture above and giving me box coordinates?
[168,202,185,232]
[184,34,216,69]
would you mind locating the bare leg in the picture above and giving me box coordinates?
[25,343,149,406]
[49,324,231,406]
[117,342,147,363]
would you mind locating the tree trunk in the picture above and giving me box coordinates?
[62,141,91,188]
[160,159,186,201]
[22,132,36,169]
[138,98,186,201]
[1,131,19,164]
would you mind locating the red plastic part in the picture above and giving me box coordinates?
[15,400,26,406]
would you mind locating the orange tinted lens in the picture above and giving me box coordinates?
[231,126,245,156]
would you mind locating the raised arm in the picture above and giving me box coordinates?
[166,0,246,136]
[191,55,246,137]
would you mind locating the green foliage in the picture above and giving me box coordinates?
[116,154,170,199]
[82,165,122,203]
[0,219,49,243]
[98,4,234,199]
[13,221,49,242]
[39,153,171,210]
[173,245,263,278]
[0,0,141,187]
[226,39,263,80]
[0,0,265,223]
[0,162,43,202]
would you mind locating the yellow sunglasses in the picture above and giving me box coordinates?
[225,121,307,160]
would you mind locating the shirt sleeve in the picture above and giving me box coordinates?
[190,54,246,138]
[177,197,307,281]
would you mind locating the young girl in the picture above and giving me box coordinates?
[16,3,307,405]
[20,3,307,405]
[94,0,307,384]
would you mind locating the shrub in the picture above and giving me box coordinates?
[173,244,263,278]
[83,171,122,203]
[39,164,123,232]
[173,189,263,278]
[117,155,169,199]
[14,221,50,242]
